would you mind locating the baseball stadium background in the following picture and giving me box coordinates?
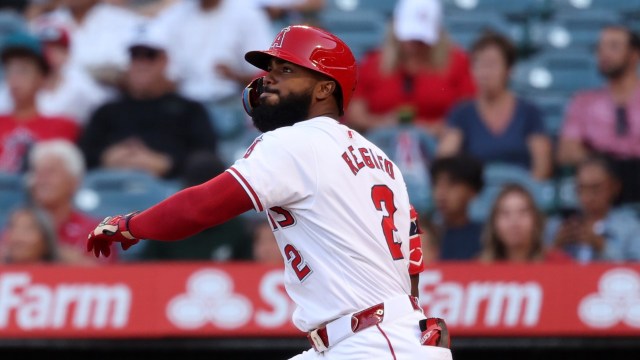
[1,0,640,359]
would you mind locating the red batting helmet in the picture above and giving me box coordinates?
[245,25,357,115]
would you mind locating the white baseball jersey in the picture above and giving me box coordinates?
[228,116,413,332]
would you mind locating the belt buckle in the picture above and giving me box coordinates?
[308,328,328,353]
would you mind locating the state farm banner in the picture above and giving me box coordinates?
[0,262,639,339]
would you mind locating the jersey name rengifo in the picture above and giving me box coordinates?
[228,117,412,331]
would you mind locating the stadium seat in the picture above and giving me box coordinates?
[317,9,388,61]
[0,171,27,229]
[468,163,557,222]
[74,169,181,261]
[441,0,542,20]
[528,93,569,136]
[74,169,180,220]
[510,48,604,97]
[325,0,397,18]
[529,9,622,52]
[551,0,640,18]
[443,11,525,51]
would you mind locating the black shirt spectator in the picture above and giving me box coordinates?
[78,22,217,179]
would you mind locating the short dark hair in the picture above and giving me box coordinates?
[576,154,619,180]
[470,30,518,69]
[602,24,640,53]
[430,154,484,192]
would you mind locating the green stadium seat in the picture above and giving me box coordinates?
[443,11,525,51]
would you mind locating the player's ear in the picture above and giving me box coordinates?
[314,80,337,101]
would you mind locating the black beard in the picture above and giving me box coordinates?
[251,90,312,133]
[598,60,630,80]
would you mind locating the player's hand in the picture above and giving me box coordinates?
[87,212,140,258]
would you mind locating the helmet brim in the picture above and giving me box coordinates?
[245,49,318,73]
[245,50,276,72]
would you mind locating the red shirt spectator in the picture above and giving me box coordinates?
[354,47,476,127]
[0,30,80,173]
[0,114,79,172]
[345,0,475,138]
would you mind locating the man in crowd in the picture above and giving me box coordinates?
[557,24,640,205]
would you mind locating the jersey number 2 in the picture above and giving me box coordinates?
[371,185,403,260]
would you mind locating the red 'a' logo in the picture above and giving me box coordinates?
[243,135,263,158]
[271,27,291,49]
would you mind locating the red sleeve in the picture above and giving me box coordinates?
[128,171,254,241]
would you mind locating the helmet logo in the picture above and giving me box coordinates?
[270,27,291,49]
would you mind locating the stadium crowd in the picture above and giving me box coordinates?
[0,0,639,266]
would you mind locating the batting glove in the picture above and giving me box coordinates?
[87,211,140,258]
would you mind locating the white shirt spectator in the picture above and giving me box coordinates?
[30,2,146,77]
[154,0,272,102]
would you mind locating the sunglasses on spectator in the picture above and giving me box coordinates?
[129,47,161,60]
[615,106,629,136]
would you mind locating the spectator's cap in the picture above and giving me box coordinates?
[127,22,169,53]
[393,0,442,45]
[36,24,71,49]
[0,31,50,74]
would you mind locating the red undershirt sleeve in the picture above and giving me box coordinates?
[128,171,254,241]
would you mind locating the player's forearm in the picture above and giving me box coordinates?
[128,172,254,240]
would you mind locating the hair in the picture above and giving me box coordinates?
[576,154,619,180]
[3,205,60,263]
[479,183,546,263]
[380,21,453,74]
[469,30,518,69]
[0,47,50,75]
[602,23,640,54]
[28,139,86,179]
[429,154,484,193]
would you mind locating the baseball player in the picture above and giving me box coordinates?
[87,25,451,359]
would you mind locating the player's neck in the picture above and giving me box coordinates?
[308,109,339,121]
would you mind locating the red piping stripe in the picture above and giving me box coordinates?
[229,167,264,212]
[376,324,396,360]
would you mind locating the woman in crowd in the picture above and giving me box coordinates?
[345,0,475,137]
[0,205,98,265]
[479,183,572,263]
[438,30,552,181]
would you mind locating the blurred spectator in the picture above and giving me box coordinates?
[546,156,640,262]
[0,24,114,124]
[30,0,146,88]
[479,183,572,263]
[438,30,553,181]
[345,0,475,137]
[24,0,59,21]
[251,220,281,265]
[36,23,113,124]
[0,205,95,264]
[253,0,325,37]
[0,205,60,264]
[140,150,253,261]
[26,139,114,264]
[154,0,272,104]
[557,24,640,204]
[429,154,484,261]
[78,23,217,180]
[0,31,79,173]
